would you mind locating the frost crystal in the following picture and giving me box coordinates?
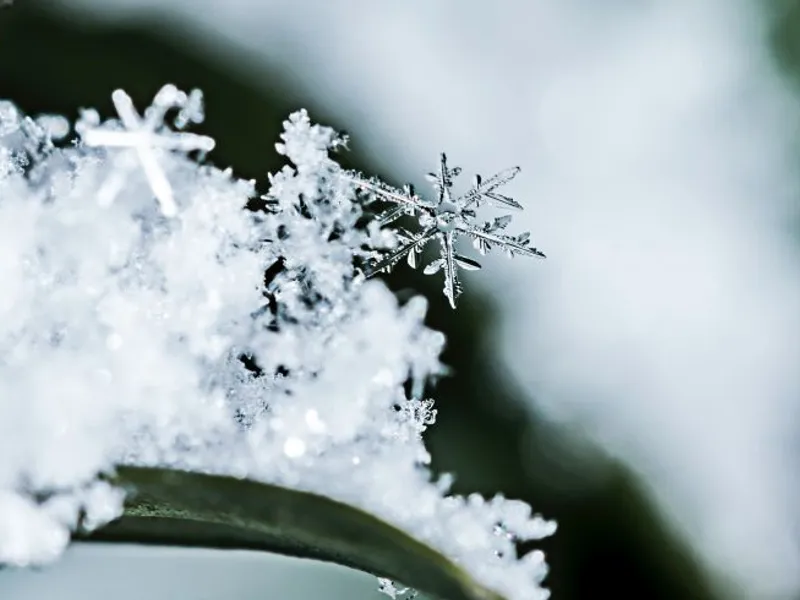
[79,84,215,216]
[347,153,545,308]
[378,577,417,600]
[0,86,554,600]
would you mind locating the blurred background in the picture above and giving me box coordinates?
[5,0,800,598]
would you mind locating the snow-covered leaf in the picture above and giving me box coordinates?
[83,466,508,600]
[0,86,554,600]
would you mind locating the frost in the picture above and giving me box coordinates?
[0,85,554,600]
[378,577,417,600]
[347,153,545,308]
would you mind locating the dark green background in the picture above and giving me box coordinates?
[5,2,798,598]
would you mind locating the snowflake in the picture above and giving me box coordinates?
[378,577,417,600]
[78,84,215,217]
[346,153,545,308]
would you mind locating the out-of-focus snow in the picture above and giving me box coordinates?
[47,0,800,598]
[1,543,382,600]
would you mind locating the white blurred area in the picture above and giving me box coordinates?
[2,543,383,600]
[45,0,800,597]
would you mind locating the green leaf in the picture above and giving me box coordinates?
[78,466,505,600]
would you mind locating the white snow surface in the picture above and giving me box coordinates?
[0,92,555,600]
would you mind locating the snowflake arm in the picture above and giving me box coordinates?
[424,241,482,309]
[376,204,411,227]
[426,152,462,204]
[458,224,546,259]
[441,231,460,308]
[362,226,438,277]
[353,178,431,211]
[461,166,524,211]
[348,177,436,229]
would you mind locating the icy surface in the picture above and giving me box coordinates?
[0,87,554,600]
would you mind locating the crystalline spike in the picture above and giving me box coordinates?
[458,224,545,259]
[484,192,521,209]
[439,152,449,182]
[462,165,522,210]
[346,175,433,211]
[441,232,460,309]
[110,90,139,129]
[377,205,407,226]
[137,146,178,216]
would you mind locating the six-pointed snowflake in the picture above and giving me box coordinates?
[79,84,215,217]
[347,153,545,308]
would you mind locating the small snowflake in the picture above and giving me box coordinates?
[378,578,417,600]
[79,84,215,217]
[347,153,545,308]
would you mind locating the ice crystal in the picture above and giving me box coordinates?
[79,84,215,216]
[0,85,554,600]
[378,577,417,600]
[347,153,545,308]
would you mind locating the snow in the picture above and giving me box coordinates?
[0,87,554,600]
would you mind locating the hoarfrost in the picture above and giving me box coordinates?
[0,85,554,600]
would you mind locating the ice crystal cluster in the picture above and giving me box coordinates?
[0,85,553,600]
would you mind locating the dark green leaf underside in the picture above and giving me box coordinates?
[78,466,504,600]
